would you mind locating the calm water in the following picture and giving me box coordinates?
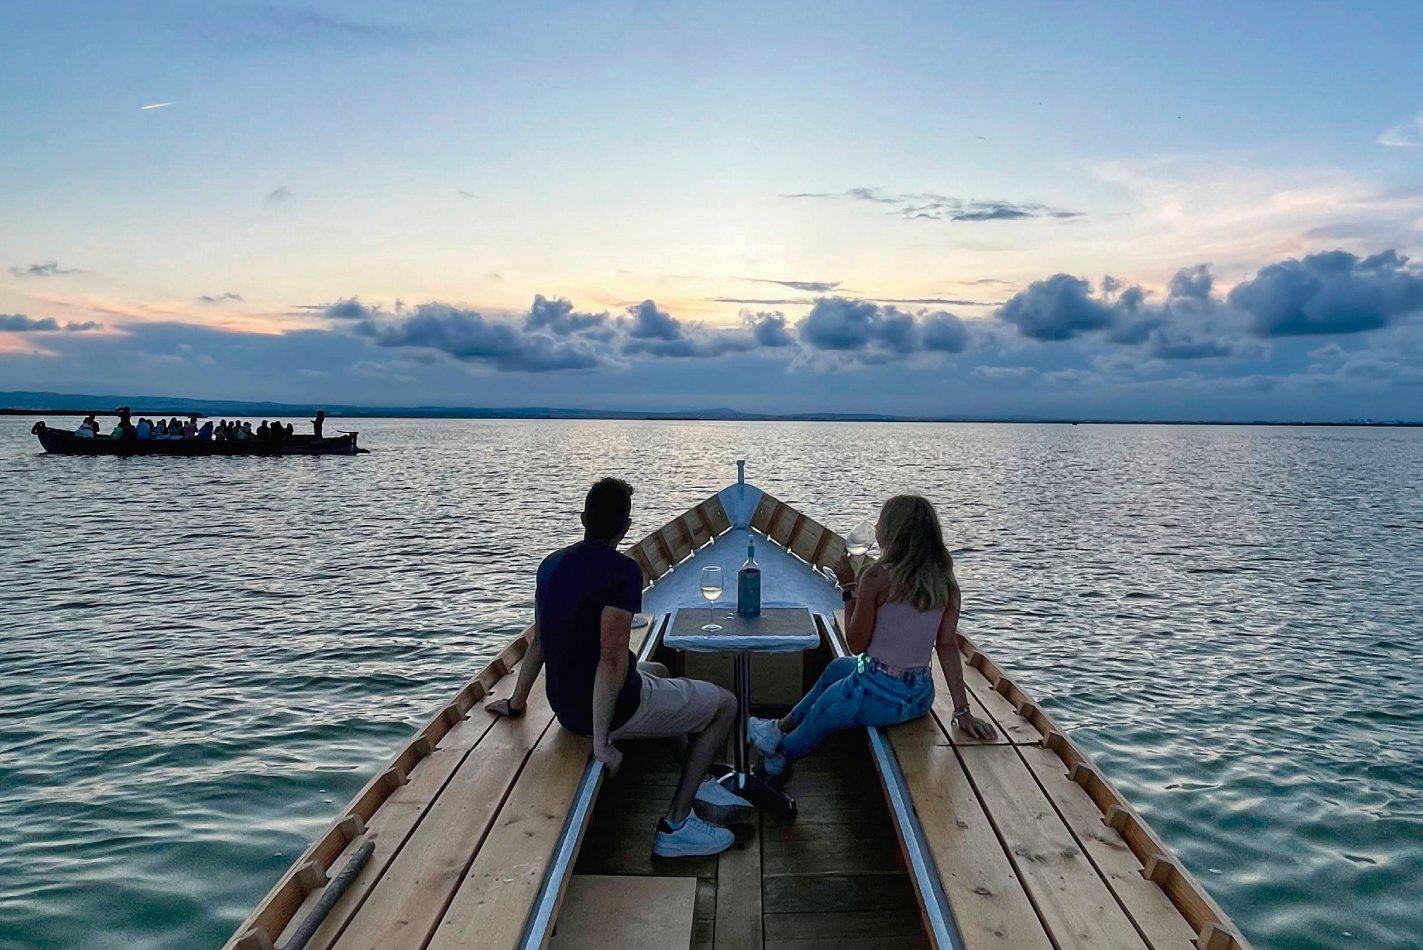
[2,418,1421,950]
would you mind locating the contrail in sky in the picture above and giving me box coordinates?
[140,101,176,110]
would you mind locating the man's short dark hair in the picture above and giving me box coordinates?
[583,477,634,541]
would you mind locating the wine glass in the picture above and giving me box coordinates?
[699,566,724,632]
[846,519,876,557]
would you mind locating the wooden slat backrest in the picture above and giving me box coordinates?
[659,519,694,565]
[749,492,781,534]
[697,495,731,535]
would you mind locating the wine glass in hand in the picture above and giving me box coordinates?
[846,519,876,557]
[699,566,724,632]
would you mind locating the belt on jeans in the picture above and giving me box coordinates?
[856,654,931,680]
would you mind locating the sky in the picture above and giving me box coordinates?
[3,1,1423,420]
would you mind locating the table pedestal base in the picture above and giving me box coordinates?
[719,769,796,815]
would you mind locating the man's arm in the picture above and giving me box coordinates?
[591,605,633,776]
[487,624,542,718]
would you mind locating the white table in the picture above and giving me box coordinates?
[665,605,820,813]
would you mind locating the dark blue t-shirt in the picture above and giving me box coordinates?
[536,540,644,736]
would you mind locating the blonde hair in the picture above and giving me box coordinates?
[876,494,955,612]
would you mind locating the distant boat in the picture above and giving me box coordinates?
[31,409,366,456]
[32,423,365,455]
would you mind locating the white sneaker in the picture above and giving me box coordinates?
[748,716,783,756]
[692,778,755,825]
[653,814,735,858]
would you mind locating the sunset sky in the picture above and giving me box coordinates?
[4,1,1423,419]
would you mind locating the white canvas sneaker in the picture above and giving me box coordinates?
[693,778,755,825]
[748,716,783,755]
[653,814,735,858]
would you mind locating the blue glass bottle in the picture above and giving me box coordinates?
[737,538,761,617]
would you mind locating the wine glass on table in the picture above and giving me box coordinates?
[699,566,724,632]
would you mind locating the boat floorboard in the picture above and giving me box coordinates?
[571,727,931,950]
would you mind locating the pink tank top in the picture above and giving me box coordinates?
[866,600,944,671]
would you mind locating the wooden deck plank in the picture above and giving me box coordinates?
[328,698,558,950]
[956,745,1149,950]
[425,726,594,950]
[886,714,1053,950]
[1016,745,1198,949]
[714,827,763,950]
[933,653,1042,746]
[550,874,696,950]
[290,715,502,949]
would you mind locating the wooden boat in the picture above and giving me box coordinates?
[225,468,1251,950]
[31,422,366,456]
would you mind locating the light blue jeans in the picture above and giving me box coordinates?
[779,655,935,762]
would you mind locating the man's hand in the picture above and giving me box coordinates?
[485,697,525,719]
[593,740,623,777]
[956,711,998,742]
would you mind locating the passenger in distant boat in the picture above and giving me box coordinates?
[213,420,227,442]
[155,420,168,439]
[749,495,997,782]
[74,418,95,438]
[182,417,198,439]
[197,420,213,441]
[240,422,254,440]
[285,423,294,438]
[82,414,99,435]
[110,422,124,438]
[257,421,269,440]
[136,417,152,440]
[312,410,325,439]
[487,477,749,858]
[168,417,183,440]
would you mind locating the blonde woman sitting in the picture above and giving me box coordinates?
[750,494,997,778]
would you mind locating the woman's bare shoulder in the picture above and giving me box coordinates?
[859,563,891,590]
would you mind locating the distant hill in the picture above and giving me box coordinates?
[2,390,1416,426]
[0,390,917,422]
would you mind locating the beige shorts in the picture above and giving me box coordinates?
[610,664,724,740]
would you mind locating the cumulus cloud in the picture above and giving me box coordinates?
[745,312,795,348]
[351,302,613,372]
[796,298,969,359]
[197,292,244,303]
[0,314,100,332]
[783,187,1082,223]
[1227,249,1423,337]
[7,260,83,277]
[998,275,1117,341]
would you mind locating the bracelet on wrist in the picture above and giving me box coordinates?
[952,703,971,720]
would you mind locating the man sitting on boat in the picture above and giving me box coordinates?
[487,476,752,858]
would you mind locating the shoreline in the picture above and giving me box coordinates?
[3,408,1419,427]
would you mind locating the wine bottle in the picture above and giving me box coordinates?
[737,538,761,617]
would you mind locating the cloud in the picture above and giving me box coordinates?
[795,298,969,359]
[1378,114,1423,147]
[351,302,613,372]
[746,312,795,348]
[140,101,176,110]
[266,186,293,203]
[739,277,841,292]
[197,292,244,303]
[782,187,1082,223]
[458,190,477,199]
[997,275,1117,341]
[525,295,613,338]
[1227,249,1423,337]
[8,260,83,278]
[189,6,429,48]
[710,295,990,307]
[0,314,100,332]
[973,365,1037,380]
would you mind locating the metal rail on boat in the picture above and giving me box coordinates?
[516,616,666,950]
[822,615,968,950]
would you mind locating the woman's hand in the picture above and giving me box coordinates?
[833,552,858,587]
[956,711,998,742]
